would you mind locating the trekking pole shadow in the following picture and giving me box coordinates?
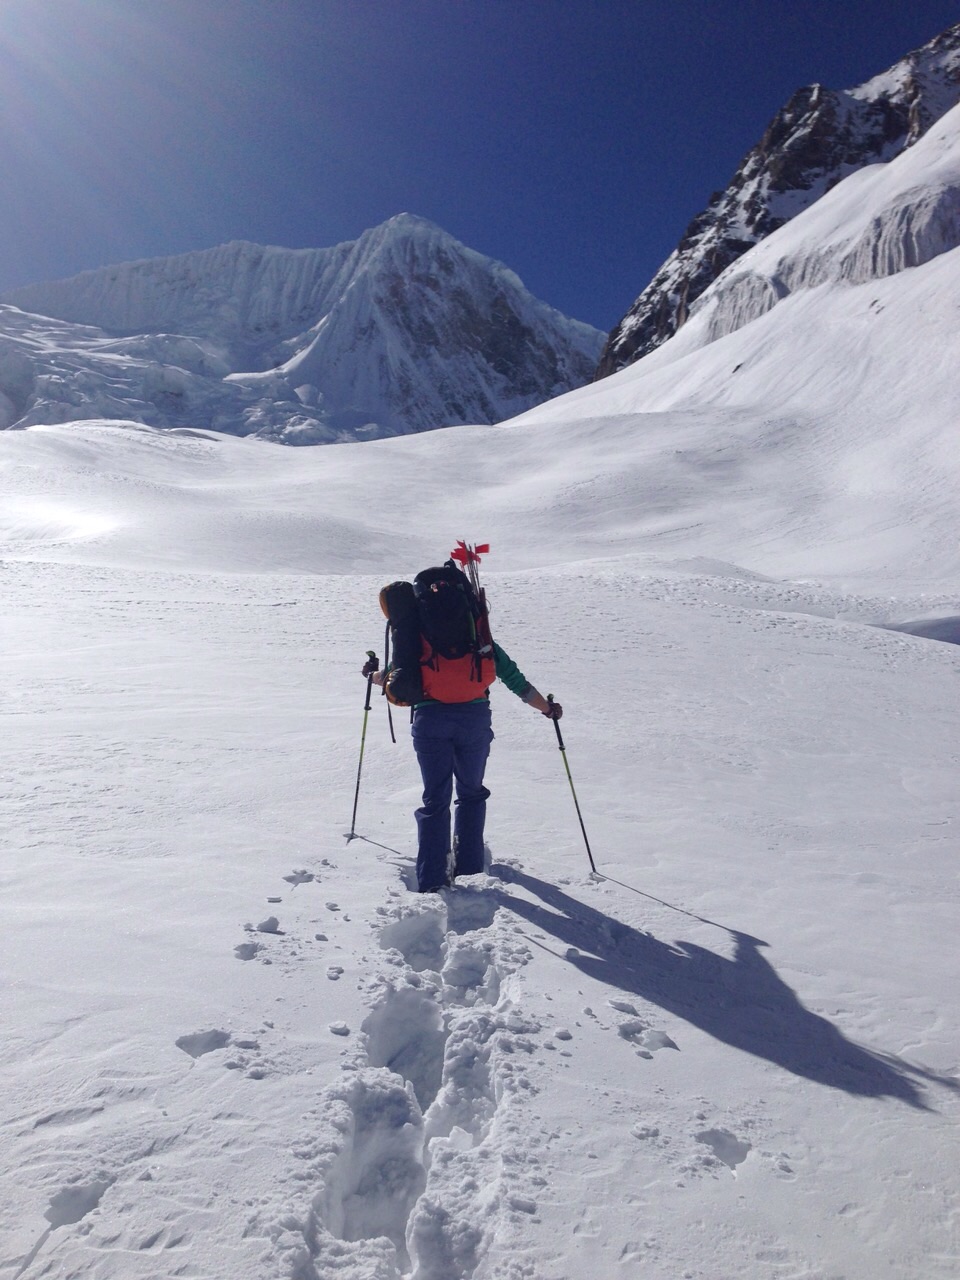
[344,836,416,887]
[590,871,742,936]
[492,861,740,936]
[347,834,408,859]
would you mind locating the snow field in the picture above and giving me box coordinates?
[1,526,958,1276]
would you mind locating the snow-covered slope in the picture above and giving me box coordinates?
[2,523,957,1280]
[0,215,604,442]
[508,102,960,589]
[596,20,960,374]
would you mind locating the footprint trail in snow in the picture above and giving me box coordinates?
[267,868,550,1280]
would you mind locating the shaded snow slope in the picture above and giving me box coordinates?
[0,215,603,443]
[504,248,960,586]
[597,21,960,373]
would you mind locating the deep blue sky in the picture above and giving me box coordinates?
[1,1,957,331]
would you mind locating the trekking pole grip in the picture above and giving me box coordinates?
[547,694,564,746]
[363,650,378,711]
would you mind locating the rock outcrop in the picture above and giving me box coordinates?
[596,22,960,377]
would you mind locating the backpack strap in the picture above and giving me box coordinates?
[382,617,396,743]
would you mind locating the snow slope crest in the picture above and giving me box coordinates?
[0,215,603,443]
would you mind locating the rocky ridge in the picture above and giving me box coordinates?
[596,21,960,377]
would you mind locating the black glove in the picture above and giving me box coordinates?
[544,699,563,720]
[361,654,379,677]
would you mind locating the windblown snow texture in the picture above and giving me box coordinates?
[0,214,603,443]
[596,20,960,375]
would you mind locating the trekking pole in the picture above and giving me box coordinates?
[547,695,597,874]
[346,651,378,842]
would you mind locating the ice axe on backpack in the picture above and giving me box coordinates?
[346,650,378,841]
[547,694,597,874]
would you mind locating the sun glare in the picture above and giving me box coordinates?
[0,0,232,282]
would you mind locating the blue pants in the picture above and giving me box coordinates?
[411,702,493,891]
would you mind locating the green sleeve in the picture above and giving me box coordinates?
[493,642,531,699]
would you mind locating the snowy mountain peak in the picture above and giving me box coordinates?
[376,211,446,237]
[596,21,960,376]
[850,21,960,136]
[348,213,450,263]
[0,218,603,443]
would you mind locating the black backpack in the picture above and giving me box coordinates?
[379,561,493,706]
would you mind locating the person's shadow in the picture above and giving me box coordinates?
[491,864,957,1109]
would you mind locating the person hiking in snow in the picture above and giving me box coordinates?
[364,545,561,893]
